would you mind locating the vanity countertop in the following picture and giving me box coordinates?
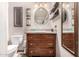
[25,29,57,34]
[63,31,74,33]
[25,31,56,34]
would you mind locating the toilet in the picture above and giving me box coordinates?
[8,45,18,57]
[8,35,23,57]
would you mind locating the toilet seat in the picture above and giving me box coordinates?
[8,45,18,54]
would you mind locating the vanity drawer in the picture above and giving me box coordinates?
[27,34,56,39]
[28,42,55,48]
[40,34,56,39]
[28,39,55,43]
[27,34,41,39]
[28,48,55,57]
[27,34,56,43]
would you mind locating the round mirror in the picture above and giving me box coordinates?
[34,7,49,24]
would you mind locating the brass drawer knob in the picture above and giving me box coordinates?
[30,43,33,45]
[30,51,33,53]
[48,43,53,46]
[30,37,32,38]
[49,51,52,53]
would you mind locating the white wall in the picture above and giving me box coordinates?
[8,2,25,41]
[0,2,8,57]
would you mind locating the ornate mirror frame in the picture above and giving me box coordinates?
[61,2,78,56]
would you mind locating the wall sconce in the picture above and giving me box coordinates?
[63,3,70,9]
[62,4,66,9]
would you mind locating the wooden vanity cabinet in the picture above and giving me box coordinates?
[26,33,56,57]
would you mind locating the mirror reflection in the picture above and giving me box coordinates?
[62,2,78,56]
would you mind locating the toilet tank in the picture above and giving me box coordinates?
[11,35,23,45]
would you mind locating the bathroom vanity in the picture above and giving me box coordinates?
[25,2,58,57]
[26,33,56,57]
[12,2,59,57]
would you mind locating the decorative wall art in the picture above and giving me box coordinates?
[50,2,59,14]
[26,8,31,26]
[14,7,23,27]
[50,9,59,20]
[50,2,60,21]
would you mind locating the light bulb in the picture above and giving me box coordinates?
[44,3,48,8]
[66,4,70,8]
[34,4,38,8]
[40,4,43,7]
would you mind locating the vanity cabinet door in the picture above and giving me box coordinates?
[14,7,23,27]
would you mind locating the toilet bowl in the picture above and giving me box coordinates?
[8,35,23,57]
[8,45,18,57]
